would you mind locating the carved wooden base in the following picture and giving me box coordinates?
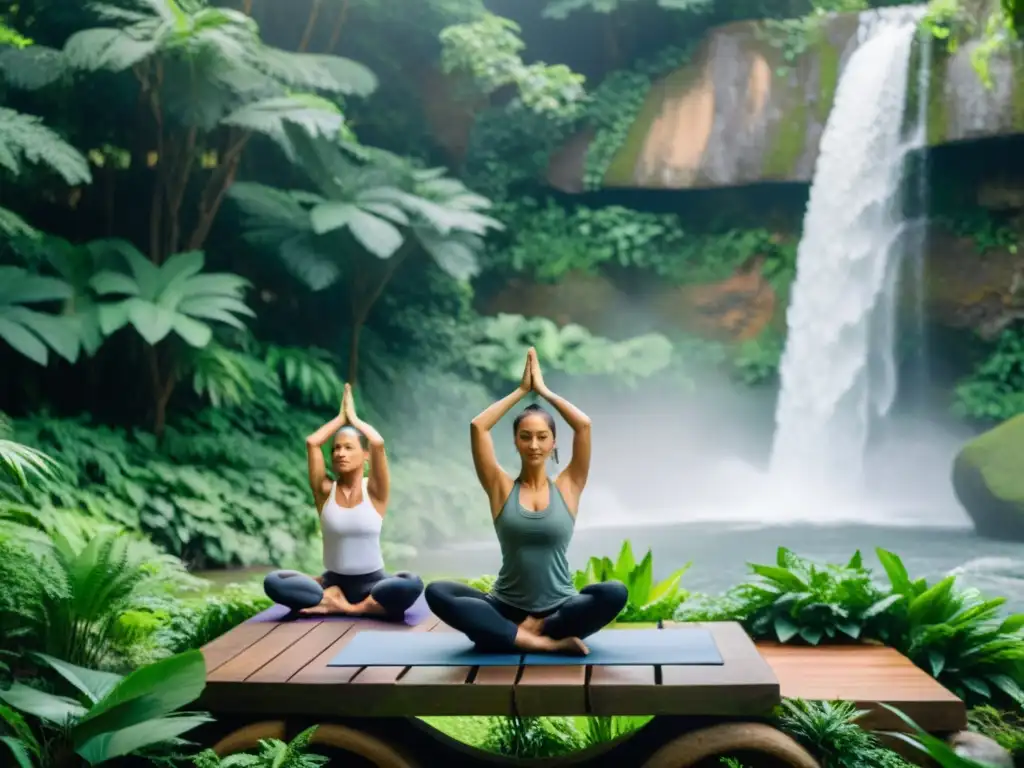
[199,715,821,768]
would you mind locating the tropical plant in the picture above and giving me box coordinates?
[193,724,328,768]
[0,267,82,366]
[264,344,344,408]
[0,649,210,766]
[0,107,91,187]
[678,548,899,645]
[0,415,60,491]
[230,125,503,382]
[776,699,913,768]
[88,242,254,434]
[874,549,1024,708]
[468,314,674,388]
[0,703,42,768]
[60,0,377,264]
[153,584,271,656]
[882,704,991,767]
[9,520,191,669]
[574,540,689,622]
[189,343,282,410]
[480,715,582,759]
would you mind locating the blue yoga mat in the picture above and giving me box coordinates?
[327,628,723,667]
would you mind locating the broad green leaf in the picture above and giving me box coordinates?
[0,683,88,724]
[961,677,991,699]
[862,593,902,619]
[97,302,132,336]
[750,564,807,592]
[171,315,213,348]
[63,28,159,72]
[630,551,653,606]
[0,736,35,768]
[88,271,138,297]
[649,567,688,603]
[876,548,914,597]
[72,650,207,746]
[77,712,213,764]
[346,208,404,259]
[927,648,945,678]
[799,626,823,645]
[989,674,1024,704]
[997,614,1024,633]
[615,540,636,579]
[846,550,863,569]
[33,654,122,704]
[126,300,176,345]
[5,308,80,363]
[773,614,800,643]
[0,315,48,364]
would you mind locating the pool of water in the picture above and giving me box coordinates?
[409,522,1024,613]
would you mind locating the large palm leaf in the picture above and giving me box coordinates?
[0,267,82,366]
[230,128,503,288]
[63,0,376,140]
[87,241,254,348]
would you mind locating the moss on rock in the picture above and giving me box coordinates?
[952,415,1024,541]
[763,91,808,179]
[815,31,840,123]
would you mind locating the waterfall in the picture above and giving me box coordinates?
[769,7,928,489]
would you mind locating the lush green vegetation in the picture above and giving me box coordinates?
[2,0,1024,764]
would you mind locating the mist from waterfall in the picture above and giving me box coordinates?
[769,7,929,493]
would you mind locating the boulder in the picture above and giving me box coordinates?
[948,731,1014,768]
[952,414,1024,540]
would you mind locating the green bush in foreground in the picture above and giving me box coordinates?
[675,546,1024,710]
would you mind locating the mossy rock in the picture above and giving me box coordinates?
[952,415,1024,541]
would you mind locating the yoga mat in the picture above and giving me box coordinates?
[327,628,723,667]
[248,595,431,626]
[523,628,723,666]
[328,631,522,667]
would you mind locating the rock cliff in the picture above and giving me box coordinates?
[546,13,1024,192]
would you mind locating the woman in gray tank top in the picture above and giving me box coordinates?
[425,349,627,655]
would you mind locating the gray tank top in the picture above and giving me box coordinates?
[491,479,577,613]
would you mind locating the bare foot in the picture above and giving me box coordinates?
[514,629,589,656]
[299,587,352,616]
[348,597,387,617]
[519,616,545,635]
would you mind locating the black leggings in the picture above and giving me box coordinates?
[424,580,628,652]
[264,569,424,620]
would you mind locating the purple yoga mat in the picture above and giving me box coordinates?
[247,594,432,626]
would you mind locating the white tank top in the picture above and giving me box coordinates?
[320,479,385,575]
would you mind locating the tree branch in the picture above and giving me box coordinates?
[186,129,251,250]
[298,0,323,52]
[327,0,350,52]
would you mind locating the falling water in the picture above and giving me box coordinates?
[769,7,928,489]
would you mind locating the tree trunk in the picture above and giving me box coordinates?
[344,241,416,385]
[146,344,177,438]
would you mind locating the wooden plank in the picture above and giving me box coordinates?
[516,664,586,715]
[290,618,408,685]
[346,617,448,715]
[247,621,356,683]
[208,622,320,683]
[200,622,277,674]
[758,642,966,731]
[588,664,658,715]
[652,622,780,716]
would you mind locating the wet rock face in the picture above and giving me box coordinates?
[544,12,1024,192]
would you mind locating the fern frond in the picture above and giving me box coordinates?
[0,108,91,185]
[0,45,66,90]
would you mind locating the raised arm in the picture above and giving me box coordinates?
[530,349,592,499]
[305,396,348,510]
[343,384,389,512]
[470,355,532,506]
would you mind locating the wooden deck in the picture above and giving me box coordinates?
[197,614,966,732]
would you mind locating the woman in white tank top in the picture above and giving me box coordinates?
[263,384,423,619]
